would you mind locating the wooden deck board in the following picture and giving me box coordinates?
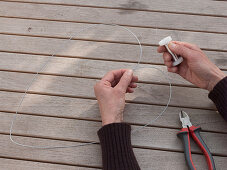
[2,0,227,16]
[0,1,227,33]
[0,134,227,170]
[0,0,226,169]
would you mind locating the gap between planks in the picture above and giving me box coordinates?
[1,16,227,35]
[0,0,227,18]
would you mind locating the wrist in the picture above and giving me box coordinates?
[207,70,225,91]
[102,118,122,126]
[101,114,123,126]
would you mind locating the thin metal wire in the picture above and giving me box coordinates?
[131,65,172,134]
[9,24,171,149]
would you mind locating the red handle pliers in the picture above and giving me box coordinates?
[177,111,216,170]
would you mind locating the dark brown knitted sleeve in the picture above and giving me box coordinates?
[209,76,227,121]
[98,123,140,170]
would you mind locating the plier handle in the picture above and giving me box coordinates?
[177,111,216,170]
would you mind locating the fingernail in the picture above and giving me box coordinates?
[168,42,176,49]
[126,69,133,75]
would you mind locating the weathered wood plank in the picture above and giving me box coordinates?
[0,35,227,70]
[3,0,227,16]
[0,52,194,86]
[0,71,214,109]
[0,158,99,170]
[0,17,227,51]
[0,1,227,33]
[0,134,226,170]
[1,112,227,155]
[1,91,226,133]
[1,52,227,86]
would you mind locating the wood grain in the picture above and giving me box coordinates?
[2,0,227,16]
[0,71,214,109]
[0,17,227,51]
[0,1,227,33]
[0,134,226,170]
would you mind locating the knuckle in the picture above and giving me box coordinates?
[176,45,185,55]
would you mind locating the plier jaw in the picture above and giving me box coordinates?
[177,111,216,170]
[179,111,192,128]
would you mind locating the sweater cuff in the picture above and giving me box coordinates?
[98,123,140,170]
[208,76,227,121]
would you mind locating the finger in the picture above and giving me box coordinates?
[157,46,167,53]
[116,69,133,92]
[111,75,138,87]
[132,75,139,83]
[126,87,134,93]
[164,61,173,68]
[172,41,201,51]
[129,82,137,88]
[167,67,178,73]
[168,42,193,59]
[163,52,172,62]
[101,69,127,83]
[102,70,138,87]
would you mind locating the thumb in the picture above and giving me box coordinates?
[168,42,192,59]
[116,69,133,92]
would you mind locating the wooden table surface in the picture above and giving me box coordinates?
[0,0,227,169]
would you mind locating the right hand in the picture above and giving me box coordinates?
[157,41,225,91]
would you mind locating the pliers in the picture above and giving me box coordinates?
[177,111,216,170]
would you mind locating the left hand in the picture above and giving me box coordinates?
[94,69,138,126]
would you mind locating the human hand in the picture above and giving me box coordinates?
[157,41,225,91]
[94,69,138,126]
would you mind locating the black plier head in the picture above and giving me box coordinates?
[179,111,192,128]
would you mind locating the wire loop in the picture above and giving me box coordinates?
[10,24,171,149]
